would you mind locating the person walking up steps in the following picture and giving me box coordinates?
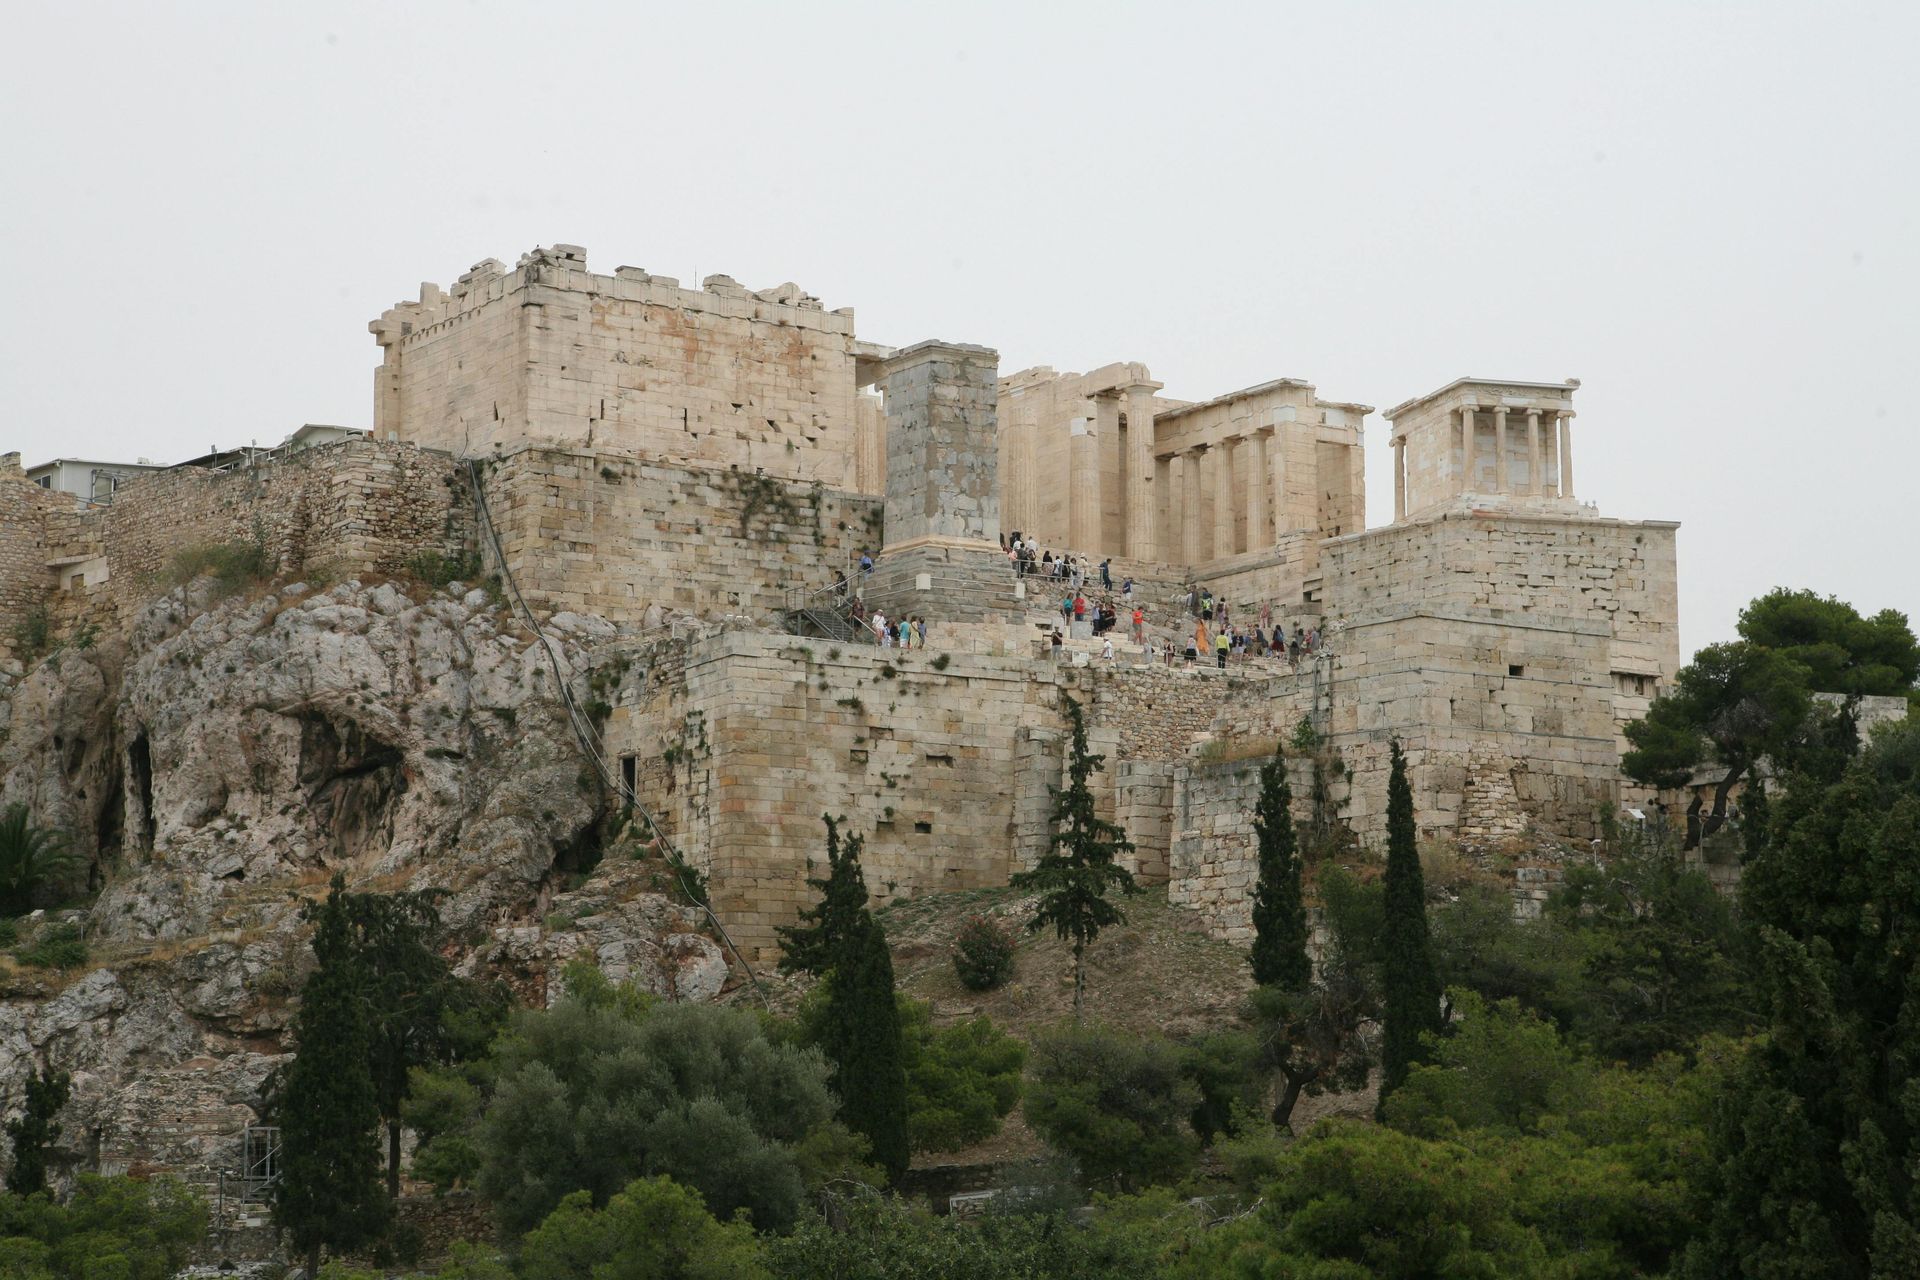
[1100,558,1112,591]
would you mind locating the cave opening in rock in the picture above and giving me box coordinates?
[128,732,157,852]
[297,711,407,863]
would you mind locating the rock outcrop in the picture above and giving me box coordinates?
[0,577,715,1188]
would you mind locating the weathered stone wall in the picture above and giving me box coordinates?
[479,445,883,625]
[603,631,1314,958]
[0,454,85,663]
[0,441,471,659]
[1167,754,1341,941]
[372,246,867,488]
[1325,609,1620,842]
[1321,510,1681,691]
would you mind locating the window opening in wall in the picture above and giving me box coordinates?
[1508,664,1525,677]
[619,755,636,806]
[913,820,933,834]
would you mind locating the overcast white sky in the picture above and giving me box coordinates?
[3,2,1915,656]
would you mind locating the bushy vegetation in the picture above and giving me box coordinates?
[950,913,1015,990]
[167,536,271,598]
[404,548,484,590]
[900,1002,1024,1153]
[12,922,87,971]
[0,1175,206,1280]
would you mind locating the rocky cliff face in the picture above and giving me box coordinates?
[0,577,719,1188]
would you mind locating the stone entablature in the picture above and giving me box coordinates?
[370,245,882,491]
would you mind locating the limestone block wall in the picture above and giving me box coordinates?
[373,247,865,488]
[0,455,85,663]
[1320,511,1680,688]
[479,446,883,625]
[601,630,1327,958]
[1167,755,1334,942]
[607,631,1056,958]
[1324,608,1620,842]
[0,442,471,659]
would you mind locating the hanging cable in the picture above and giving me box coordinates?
[465,460,770,1009]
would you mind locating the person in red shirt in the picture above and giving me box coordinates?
[1131,607,1145,644]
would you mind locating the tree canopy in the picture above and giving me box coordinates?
[1737,587,1919,699]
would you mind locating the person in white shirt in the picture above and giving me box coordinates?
[873,611,889,647]
[1101,636,1115,662]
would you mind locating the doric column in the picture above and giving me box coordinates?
[1558,412,1574,497]
[1393,436,1407,520]
[1184,445,1207,562]
[1246,429,1271,550]
[1212,436,1238,558]
[1069,409,1100,551]
[1493,406,1509,491]
[1526,409,1541,495]
[1125,383,1158,560]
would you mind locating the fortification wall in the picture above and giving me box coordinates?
[373,247,866,488]
[1167,754,1344,942]
[0,455,86,663]
[479,446,883,625]
[1321,510,1681,684]
[0,442,471,659]
[603,631,1314,958]
[1325,608,1620,842]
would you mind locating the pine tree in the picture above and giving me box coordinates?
[778,815,870,978]
[825,915,911,1182]
[270,876,389,1277]
[1249,747,1311,991]
[1010,694,1139,1018]
[1376,740,1441,1116]
[4,1065,71,1196]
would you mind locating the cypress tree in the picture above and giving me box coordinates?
[4,1065,71,1196]
[270,876,389,1277]
[1376,740,1441,1115]
[778,815,870,977]
[341,889,460,1202]
[1249,747,1311,991]
[825,914,911,1182]
[783,817,910,1183]
[1010,695,1139,1017]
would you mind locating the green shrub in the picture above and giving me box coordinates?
[0,1173,206,1279]
[0,918,16,948]
[9,606,51,662]
[169,538,270,597]
[519,1177,769,1280]
[404,548,483,589]
[15,922,87,970]
[1025,1023,1200,1193]
[901,1003,1024,1153]
[951,914,1015,991]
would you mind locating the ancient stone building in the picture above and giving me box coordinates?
[0,243,1688,959]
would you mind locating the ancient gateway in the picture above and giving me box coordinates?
[2,244,1678,958]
